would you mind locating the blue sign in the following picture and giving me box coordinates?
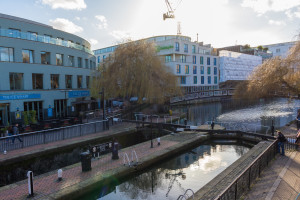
[48,108,53,117]
[68,91,90,98]
[0,94,41,101]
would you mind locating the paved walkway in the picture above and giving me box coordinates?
[244,122,300,200]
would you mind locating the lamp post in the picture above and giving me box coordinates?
[150,115,153,148]
[99,88,105,120]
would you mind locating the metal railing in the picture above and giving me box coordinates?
[0,119,110,152]
[177,189,195,200]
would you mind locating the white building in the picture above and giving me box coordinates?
[219,50,262,82]
[263,41,296,58]
[94,35,219,94]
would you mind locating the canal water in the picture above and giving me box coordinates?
[81,141,251,200]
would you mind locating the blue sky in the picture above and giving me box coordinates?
[1,0,300,50]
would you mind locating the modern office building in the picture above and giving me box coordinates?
[262,41,297,58]
[0,13,96,126]
[219,50,262,82]
[94,35,219,94]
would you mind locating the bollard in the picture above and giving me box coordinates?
[57,169,63,181]
[80,152,92,172]
[157,137,160,146]
[4,150,6,155]
[112,142,119,160]
[27,171,34,197]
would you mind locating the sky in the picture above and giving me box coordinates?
[0,0,300,50]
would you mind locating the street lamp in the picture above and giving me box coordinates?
[99,88,105,120]
[150,115,153,148]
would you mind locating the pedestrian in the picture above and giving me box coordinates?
[211,119,215,130]
[296,112,300,130]
[12,123,23,143]
[276,130,287,156]
[295,129,300,147]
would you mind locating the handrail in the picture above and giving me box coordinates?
[177,188,194,200]
[214,140,277,200]
[177,195,187,200]
[131,150,139,165]
[123,152,131,167]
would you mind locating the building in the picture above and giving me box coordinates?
[94,35,219,94]
[262,41,297,58]
[219,50,262,83]
[0,13,96,126]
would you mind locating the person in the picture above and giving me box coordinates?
[211,119,215,130]
[12,123,23,143]
[295,129,300,146]
[296,112,300,130]
[277,131,286,156]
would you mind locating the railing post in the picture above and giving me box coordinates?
[95,122,97,133]
[63,128,65,140]
[80,124,82,136]
[248,166,251,189]
[43,131,46,144]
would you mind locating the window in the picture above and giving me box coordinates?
[193,76,197,84]
[44,35,51,43]
[78,57,82,68]
[56,54,63,66]
[51,74,59,89]
[86,76,90,88]
[90,60,93,69]
[28,32,37,41]
[193,56,196,64]
[201,76,204,84]
[214,76,218,84]
[208,76,211,84]
[85,59,89,68]
[207,57,210,65]
[32,73,43,89]
[180,55,186,63]
[207,67,211,75]
[176,64,181,74]
[77,75,82,88]
[97,56,100,63]
[175,42,180,51]
[276,48,280,53]
[41,52,50,64]
[200,56,203,65]
[68,55,74,67]
[184,44,188,52]
[10,73,23,90]
[192,45,196,53]
[65,75,72,89]
[103,55,106,61]
[165,55,171,62]
[180,76,186,84]
[22,50,34,63]
[185,65,189,74]
[200,66,204,74]
[0,47,14,62]
[193,66,197,74]
[214,67,217,75]
[213,58,217,66]
[8,29,20,38]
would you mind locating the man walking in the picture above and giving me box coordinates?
[12,123,23,143]
[277,131,286,156]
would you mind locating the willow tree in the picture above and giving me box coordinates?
[234,41,300,99]
[91,40,181,104]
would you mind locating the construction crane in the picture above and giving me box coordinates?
[163,0,182,20]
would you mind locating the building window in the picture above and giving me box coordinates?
[200,56,203,65]
[85,59,89,68]
[32,73,43,89]
[22,50,34,63]
[207,67,211,75]
[185,65,189,74]
[44,35,51,43]
[208,76,211,84]
[214,67,217,75]
[193,76,197,84]
[10,73,23,90]
[214,76,218,84]
[276,48,280,53]
[192,45,196,53]
[86,76,90,88]
[180,55,186,63]
[184,44,188,52]
[176,64,181,74]
[90,60,93,69]
[68,55,74,67]
[51,74,59,89]
[213,58,217,66]
[97,56,100,63]
[175,42,179,51]
[8,29,20,38]
[165,55,172,62]
[77,57,82,68]
[193,66,197,74]
[0,47,14,62]
[28,32,37,41]
[103,55,106,61]
[201,76,204,84]
[193,56,196,64]
[77,75,82,88]
[56,54,63,66]
[200,66,204,74]
[41,51,50,64]
[180,76,186,84]
[207,57,210,65]
[65,75,72,89]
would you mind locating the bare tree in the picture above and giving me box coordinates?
[235,41,300,99]
[91,40,181,103]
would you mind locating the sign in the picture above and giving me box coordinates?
[68,91,90,98]
[48,108,53,117]
[0,94,41,101]
[156,45,174,52]
[71,106,75,112]
[90,142,112,158]
[15,111,21,119]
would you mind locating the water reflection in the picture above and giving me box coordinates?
[82,142,250,200]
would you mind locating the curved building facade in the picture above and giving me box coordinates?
[0,13,96,126]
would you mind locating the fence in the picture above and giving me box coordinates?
[0,119,112,152]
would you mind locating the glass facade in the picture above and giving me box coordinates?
[165,55,171,62]
[176,64,181,74]
[56,54,63,66]
[193,76,197,84]
[65,75,72,89]
[185,65,189,74]
[10,73,23,90]
[200,56,203,65]
[51,74,59,89]
[0,47,14,62]
[193,66,197,74]
[180,76,186,84]
[41,52,50,64]
[22,49,34,63]
[32,73,43,89]
[68,55,74,67]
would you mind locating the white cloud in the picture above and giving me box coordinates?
[49,18,83,34]
[285,7,300,19]
[75,17,80,21]
[268,19,286,25]
[41,0,86,10]
[110,30,131,40]
[241,0,300,14]
[95,15,108,29]
[89,38,98,45]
